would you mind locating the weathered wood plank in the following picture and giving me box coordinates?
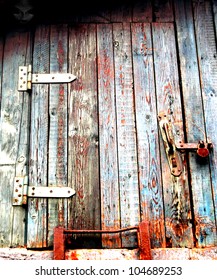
[113,23,139,247]
[192,0,217,246]
[213,0,217,36]
[152,23,193,248]
[97,24,121,248]
[0,31,29,165]
[0,35,3,108]
[131,23,166,248]
[27,25,50,248]
[47,24,69,247]
[0,166,15,247]
[0,30,31,247]
[154,0,174,22]
[12,32,31,247]
[132,0,153,22]
[68,24,100,248]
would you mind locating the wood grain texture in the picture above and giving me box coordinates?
[175,0,210,248]
[47,24,69,246]
[0,30,31,247]
[27,25,50,248]
[213,0,217,36]
[0,35,3,108]
[152,22,193,248]
[132,23,166,248]
[68,24,100,248]
[97,24,121,248]
[193,0,217,246]
[0,166,15,247]
[113,23,139,247]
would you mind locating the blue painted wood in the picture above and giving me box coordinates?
[68,24,101,248]
[0,30,30,247]
[27,25,50,248]
[152,22,193,248]
[47,24,69,246]
[97,24,121,248]
[192,0,217,246]
[132,22,166,248]
[113,23,140,247]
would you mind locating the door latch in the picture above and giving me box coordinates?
[18,65,76,91]
[158,113,213,177]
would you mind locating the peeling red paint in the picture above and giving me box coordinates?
[57,40,64,71]
[68,251,79,260]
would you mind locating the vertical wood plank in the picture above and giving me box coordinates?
[154,0,174,22]
[132,23,166,248]
[132,0,153,22]
[0,30,31,247]
[192,0,217,246]
[0,166,15,247]
[68,24,100,248]
[152,23,194,248]
[113,23,140,247]
[28,25,50,248]
[47,24,69,246]
[0,35,3,107]
[213,0,217,35]
[97,24,121,248]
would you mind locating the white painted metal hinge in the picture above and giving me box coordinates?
[13,176,75,206]
[18,65,76,91]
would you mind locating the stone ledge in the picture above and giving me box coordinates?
[0,247,217,260]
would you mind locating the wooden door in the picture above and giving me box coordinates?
[1,0,217,250]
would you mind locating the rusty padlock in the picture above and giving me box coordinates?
[197,141,210,158]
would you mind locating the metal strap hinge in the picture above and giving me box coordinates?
[13,176,75,206]
[18,65,76,91]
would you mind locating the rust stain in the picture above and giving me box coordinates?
[68,251,79,260]
[57,84,66,182]
[57,40,64,71]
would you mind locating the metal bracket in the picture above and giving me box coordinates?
[158,113,183,177]
[13,176,75,206]
[18,65,76,91]
[158,112,213,177]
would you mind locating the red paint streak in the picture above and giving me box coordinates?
[57,40,64,71]
[138,221,152,260]
[53,227,65,260]
[69,251,79,260]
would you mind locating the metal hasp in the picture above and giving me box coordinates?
[158,113,183,177]
[18,65,77,91]
[13,176,75,206]
[53,221,152,260]
[158,112,213,177]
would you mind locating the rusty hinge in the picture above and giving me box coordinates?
[18,65,76,91]
[158,112,213,177]
[13,176,75,206]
